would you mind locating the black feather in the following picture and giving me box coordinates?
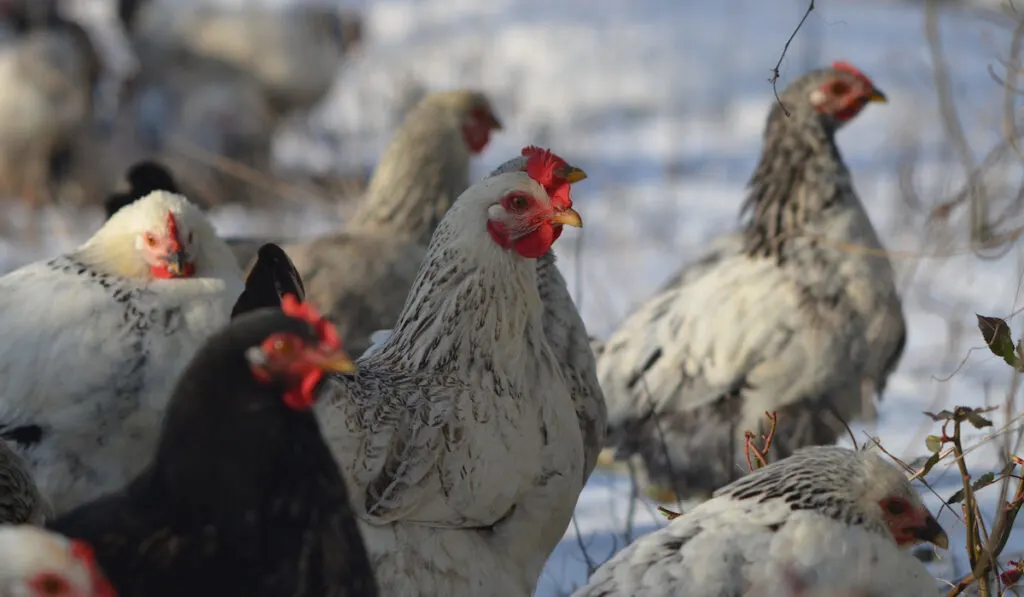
[230,244,306,319]
[104,160,181,219]
[49,308,377,597]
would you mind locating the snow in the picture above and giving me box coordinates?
[9,0,1024,593]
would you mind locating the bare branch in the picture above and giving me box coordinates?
[768,0,815,117]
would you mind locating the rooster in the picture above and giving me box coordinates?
[596,61,905,500]
[238,90,502,356]
[50,297,375,597]
[573,447,946,597]
[314,146,588,596]
[0,525,115,597]
[0,191,243,515]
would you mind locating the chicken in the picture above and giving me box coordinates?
[0,440,50,524]
[597,61,906,499]
[0,17,101,238]
[266,90,502,356]
[0,190,243,515]
[129,1,360,118]
[574,446,946,597]
[313,146,586,596]
[230,243,306,318]
[104,159,182,219]
[50,297,375,597]
[0,525,115,597]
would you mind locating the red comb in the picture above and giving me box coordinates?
[165,212,183,251]
[522,146,569,189]
[70,540,117,597]
[832,60,875,88]
[281,294,341,351]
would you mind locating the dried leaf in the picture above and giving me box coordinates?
[946,471,1000,504]
[918,452,942,477]
[657,506,682,520]
[966,411,994,429]
[923,410,955,421]
[976,314,1021,369]
[925,435,943,453]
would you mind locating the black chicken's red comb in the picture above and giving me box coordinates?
[281,294,341,351]
[832,61,875,88]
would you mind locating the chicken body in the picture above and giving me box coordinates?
[0,440,50,524]
[49,305,375,597]
[276,90,502,356]
[315,154,587,596]
[0,191,243,514]
[0,524,115,597]
[0,21,100,216]
[598,63,906,498]
[574,447,945,597]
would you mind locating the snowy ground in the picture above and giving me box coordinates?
[8,0,1024,593]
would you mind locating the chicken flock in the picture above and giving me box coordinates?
[0,1,961,596]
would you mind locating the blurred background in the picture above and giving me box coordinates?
[5,0,1024,593]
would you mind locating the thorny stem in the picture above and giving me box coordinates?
[743,412,779,471]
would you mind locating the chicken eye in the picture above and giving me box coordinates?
[507,194,530,211]
[144,233,157,247]
[829,80,851,95]
[262,333,302,358]
[30,572,69,596]
[882,497,908,516]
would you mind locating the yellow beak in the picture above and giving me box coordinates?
[312,350,358,374]
[868,88,887,103]
[557,166,588,184]
[550,207,583,228]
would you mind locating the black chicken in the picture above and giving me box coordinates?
[48,296,378,597]
[231,243,307,318]
[104,160,182,218]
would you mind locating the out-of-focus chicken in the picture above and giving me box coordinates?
[596,62,905,500]
[0,17,101,239]
[129,1,360,118]
[104,159,182,219]
[313,147,588,596]
[0,525,115,597]
[0,441,50,524]
[263,90,501,356]
[0,191,243,515]
[51,297,377,597]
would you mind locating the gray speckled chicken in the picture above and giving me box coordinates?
[0,440,50,524]
[264,90,502,357]
[597,61,906,501]
[574,447,945,597]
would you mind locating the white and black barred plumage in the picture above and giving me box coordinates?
[314,159,587,597]
[597,63,906,498]
[0,191,243,514]
[574,446,945,597]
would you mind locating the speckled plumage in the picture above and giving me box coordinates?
[0,191,243,515]
[574,447,941,597]
[314,166,586,597]
[0,441,50,524]
[598,65,906,498]
[49,308,377,597]
[274,90,500,357]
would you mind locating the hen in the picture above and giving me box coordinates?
[573,446,946,597]
[314,146,586,596]
[0,190,243,514]
[50,297,375,597]
[0,524,115,597]
[266,90,502,356]
[597,61,906,499]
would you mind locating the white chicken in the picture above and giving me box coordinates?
[0,190,243,515]
[315,146,590,597]
[0,524,115,597]
[574,446,947,597]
